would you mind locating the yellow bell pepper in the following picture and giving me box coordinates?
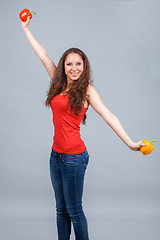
[140,139,157,155]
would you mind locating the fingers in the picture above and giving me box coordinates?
[28,15,31,20]
[140,140,146,147]
[131,141,147,152]
[26,16,31,23]
[142,143,146,146]
[21,16,31,29]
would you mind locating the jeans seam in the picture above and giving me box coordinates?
[76,172,86,238]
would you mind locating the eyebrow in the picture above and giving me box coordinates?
[66,61,82,64]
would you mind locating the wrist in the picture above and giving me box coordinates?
[128,141,134,150]
[23,27,29,32]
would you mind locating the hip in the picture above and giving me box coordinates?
[49,148,89,174]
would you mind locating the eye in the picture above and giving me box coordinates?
[77,62,81,65]
[67,63,72,66]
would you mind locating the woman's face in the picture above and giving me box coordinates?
[64,53,84,83]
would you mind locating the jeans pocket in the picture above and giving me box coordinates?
[62,155,78,166]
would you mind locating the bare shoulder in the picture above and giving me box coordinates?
[86,84,108,115]
[86,84,101,101]
[86,84,96,96]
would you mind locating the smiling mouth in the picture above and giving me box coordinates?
[70,73,79,76]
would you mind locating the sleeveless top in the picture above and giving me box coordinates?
[50,93,88,154]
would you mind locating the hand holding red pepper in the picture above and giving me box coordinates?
[19,9,36,22]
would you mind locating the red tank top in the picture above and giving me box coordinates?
[50,93,88,154]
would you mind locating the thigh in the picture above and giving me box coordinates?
[60,151,89,208]
[49,149,66,207]
[76,150,90,175]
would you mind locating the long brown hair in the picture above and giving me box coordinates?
[45,48,93,125]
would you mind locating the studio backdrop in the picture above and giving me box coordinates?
[0,0,160,239]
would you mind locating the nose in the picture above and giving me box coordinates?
[72,64,76,71]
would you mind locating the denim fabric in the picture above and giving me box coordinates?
[49,148,90,240]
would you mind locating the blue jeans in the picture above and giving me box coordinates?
[49,148,90,240]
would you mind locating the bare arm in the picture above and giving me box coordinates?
[22,16,56,80]
[87,85,146,151]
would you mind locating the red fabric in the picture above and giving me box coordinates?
[50,94,88,154]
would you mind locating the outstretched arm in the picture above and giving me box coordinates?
[21,16,56,80]
[87,85,146,151]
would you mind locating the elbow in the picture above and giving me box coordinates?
[39,50,49,61]
[108,112,118,124]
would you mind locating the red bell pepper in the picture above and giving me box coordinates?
[19,9,36,22]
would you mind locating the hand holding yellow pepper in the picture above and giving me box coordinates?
[140,139,157,155]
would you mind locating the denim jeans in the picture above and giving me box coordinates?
[49,148,90,240]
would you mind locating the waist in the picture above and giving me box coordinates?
[52,134,86,154]
[51,148,88,156]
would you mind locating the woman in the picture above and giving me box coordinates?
[21,16,146,240]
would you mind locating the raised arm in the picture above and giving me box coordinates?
[87,85,146,151]
[21,16,56,80]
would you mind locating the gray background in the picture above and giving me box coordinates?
[0,0,160,239]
